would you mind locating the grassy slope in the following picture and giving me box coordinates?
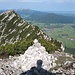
[50,24,75,48]
[0,11,62,57]
[15,10,75,54]
[46,24,75,54]
[27,21,75,54]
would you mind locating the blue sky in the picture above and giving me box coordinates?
[0,0,75,11]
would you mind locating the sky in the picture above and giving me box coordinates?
[0,0,75,11]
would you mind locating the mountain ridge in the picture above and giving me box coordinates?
[0,10,62,57]
[0,10,48,45]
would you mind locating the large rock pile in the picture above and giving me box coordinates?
[13,39,57,71]
[0,39,57,75]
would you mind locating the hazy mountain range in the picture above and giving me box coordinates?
[1,9,75,24]
[15,9,75,24]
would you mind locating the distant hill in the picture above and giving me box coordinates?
[0,10,62,57]
[15,9,75,24]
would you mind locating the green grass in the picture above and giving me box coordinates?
[49,24,75,48]
[27,21,75,54]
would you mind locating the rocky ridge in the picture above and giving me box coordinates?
[0,10,63,57]
[0,10,48,45]
[0,39,57,75]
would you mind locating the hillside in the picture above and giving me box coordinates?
[0,10,62,57]
[0,10,48,45]
[14,9,75,54]
[15,9,75,24]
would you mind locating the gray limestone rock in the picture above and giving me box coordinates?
[0,39,57,75]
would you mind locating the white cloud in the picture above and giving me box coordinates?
[0,0,8,2]
[57,0,75,3]
[0,0,75,3]
[57,0,64,3]
[0,0,18,2]
[18,0,44,2]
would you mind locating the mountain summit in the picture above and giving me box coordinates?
[0,10,48,45]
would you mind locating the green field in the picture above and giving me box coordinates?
[28,21,75,54]
[48,24,75,47]
[48,24,75,54]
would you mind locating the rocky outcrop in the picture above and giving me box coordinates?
[0,39,57,75]
[13,39,57,71]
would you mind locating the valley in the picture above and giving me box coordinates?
[28,21,75,54]
[0,0,75,74]
[15,9,75,54]
[0,10,75,54]
[0,10,62,57]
